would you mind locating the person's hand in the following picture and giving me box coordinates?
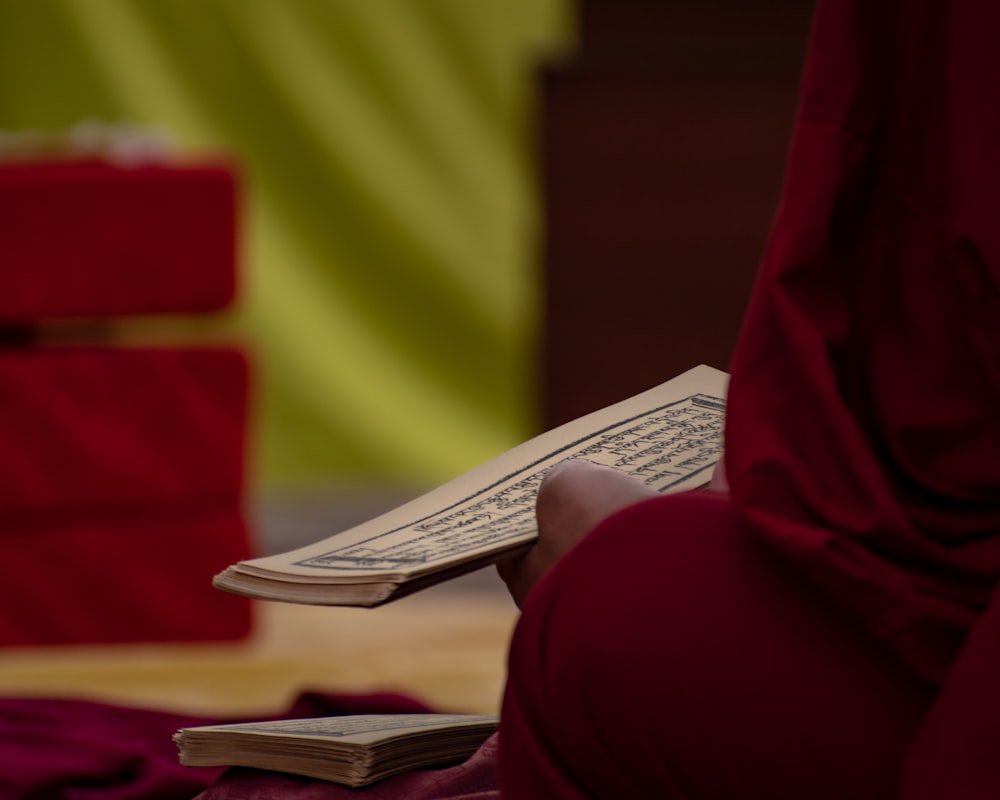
[496,459,658,607]
[709,456,729,493]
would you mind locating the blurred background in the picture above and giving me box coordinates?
[0,0,570,497]
[0,0,812,500]
[0,0,815,721]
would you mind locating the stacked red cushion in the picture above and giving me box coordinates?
[0,160,236,321]
[0,159,252,645]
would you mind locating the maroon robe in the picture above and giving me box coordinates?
[726,0,1000,689]
[501,0,1000,796]
[725,0,1000,794]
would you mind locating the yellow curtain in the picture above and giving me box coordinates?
[0,0,573,489]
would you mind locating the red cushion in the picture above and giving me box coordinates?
[0,160,237,320]
[0,502,253,645]
[0,346,247,515]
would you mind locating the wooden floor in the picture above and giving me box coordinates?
[0,579,518,718]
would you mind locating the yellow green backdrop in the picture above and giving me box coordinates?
[0,0,572,489]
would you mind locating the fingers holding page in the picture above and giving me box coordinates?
[497,460,658,607]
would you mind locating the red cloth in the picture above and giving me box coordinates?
[722,0,1000,794]
[0,692,432,800]
[500,493,933,798]
[500,0,1000,795]
[0,160,237,321]
[194,737,499,800]
[0,698,220,800]
[0,346,247,514]
[725,0,1000,691]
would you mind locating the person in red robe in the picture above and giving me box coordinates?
[497,0,1000,796]
[182,0,998,796]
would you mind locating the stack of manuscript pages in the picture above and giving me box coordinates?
[176,713,499,787]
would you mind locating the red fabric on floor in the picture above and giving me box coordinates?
[0,692,432,800]
[0,698,220,800]
[0,346,247,515]
[194,737,499,800]
[0,160,237,321]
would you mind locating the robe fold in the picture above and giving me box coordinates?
[724,0,1000,793]
[501,0,1000,795]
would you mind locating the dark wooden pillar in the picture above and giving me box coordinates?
[539,0,815,428]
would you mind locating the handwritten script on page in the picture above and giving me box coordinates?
[296,394,723,573]
[225,365,729,591]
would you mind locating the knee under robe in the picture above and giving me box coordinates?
[500,0,1000,795]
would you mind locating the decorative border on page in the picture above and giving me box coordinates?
[295,394,724,571]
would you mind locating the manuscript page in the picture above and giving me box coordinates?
[220,365,727,592]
